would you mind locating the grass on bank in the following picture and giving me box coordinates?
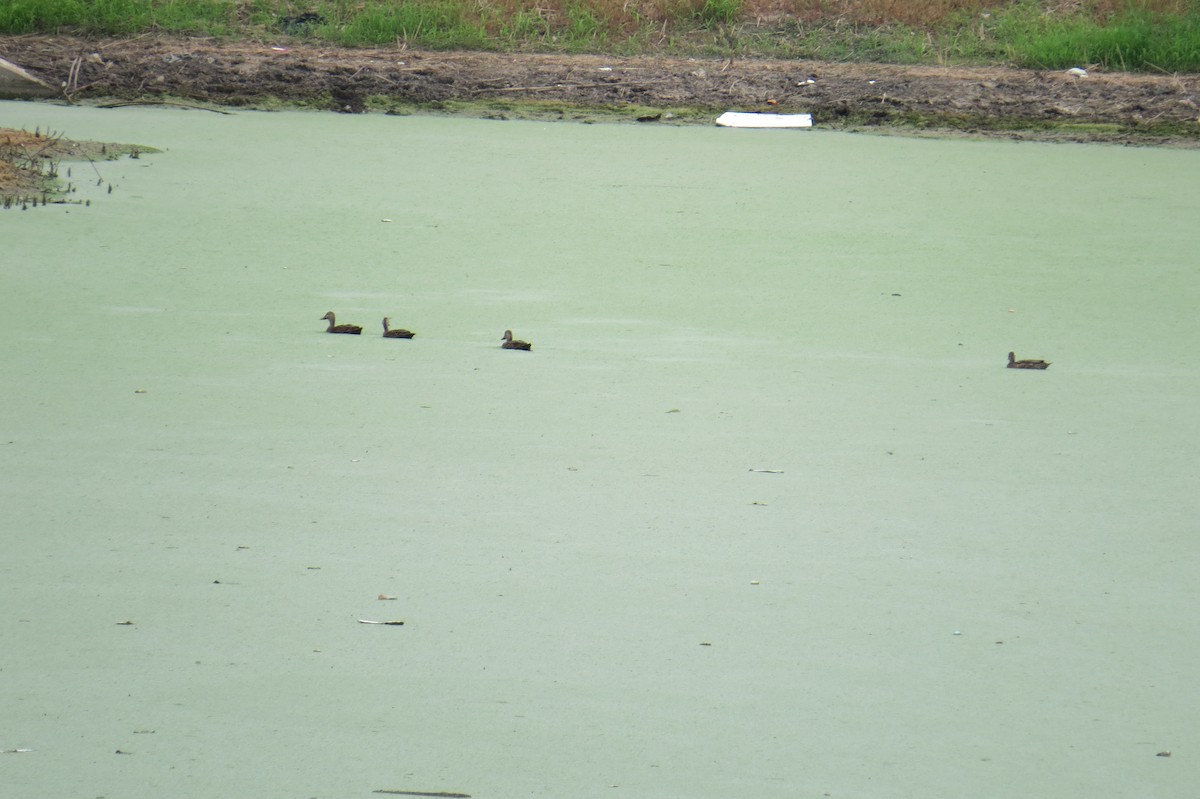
[1,0,1199,71]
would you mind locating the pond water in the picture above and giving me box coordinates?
[3,101,1199,798]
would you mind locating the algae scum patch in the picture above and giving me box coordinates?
[0,126,157,208]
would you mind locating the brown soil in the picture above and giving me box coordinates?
[3,33,1200,146]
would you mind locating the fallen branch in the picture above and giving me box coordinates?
[473,78,669,94]
[97,99,234,114]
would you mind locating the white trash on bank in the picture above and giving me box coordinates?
[1067,67,1089,77]
[715,111,814,128]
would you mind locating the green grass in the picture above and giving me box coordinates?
[992,2,1200,71]
[1,0,1198,71]
[335,2,487,48]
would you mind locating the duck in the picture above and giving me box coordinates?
[382,318,415,339]
[321,311,362,335]
[1007,352,1050,370]
[501,330,532,351]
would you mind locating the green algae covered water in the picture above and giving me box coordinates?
[3,101,1199,798]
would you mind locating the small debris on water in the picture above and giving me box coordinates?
[134,388,147,394]
[358,619,406,625]
[953,630,962,636]
[749,468,784,474]
[3,749,34,754]
[1157,751,1172,757]
[750,580,761,585]
[377,594,398,600]
[115,620,134,625]
[699,641,712,646]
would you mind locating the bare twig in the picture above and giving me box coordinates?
[63,56,82,104]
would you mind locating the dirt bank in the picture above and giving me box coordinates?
[2,33,1200,145]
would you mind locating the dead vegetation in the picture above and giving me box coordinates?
[0,126,150,207]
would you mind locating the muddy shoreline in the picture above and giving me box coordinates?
[2,33,1200,145]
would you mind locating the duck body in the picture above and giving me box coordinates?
[321,311,362,335]
[1008,352,1050,370]
[382,318,415,339]
[501,330,532,351]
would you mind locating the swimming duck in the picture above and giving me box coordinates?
[382,318,415,339]
[1007,352,1050,370]
[321,311,362,335]
[501,330,532,351]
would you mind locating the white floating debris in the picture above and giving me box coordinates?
[749,468,784,474]
[716,111,813,129]
[1067,67,1088,77]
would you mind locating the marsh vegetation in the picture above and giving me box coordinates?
[0,126,152,207]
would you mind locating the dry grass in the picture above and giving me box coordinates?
[0,128,57,202]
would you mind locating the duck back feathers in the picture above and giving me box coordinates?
[382,318,415,339]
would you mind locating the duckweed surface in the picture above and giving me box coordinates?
[3,101,1199,797]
